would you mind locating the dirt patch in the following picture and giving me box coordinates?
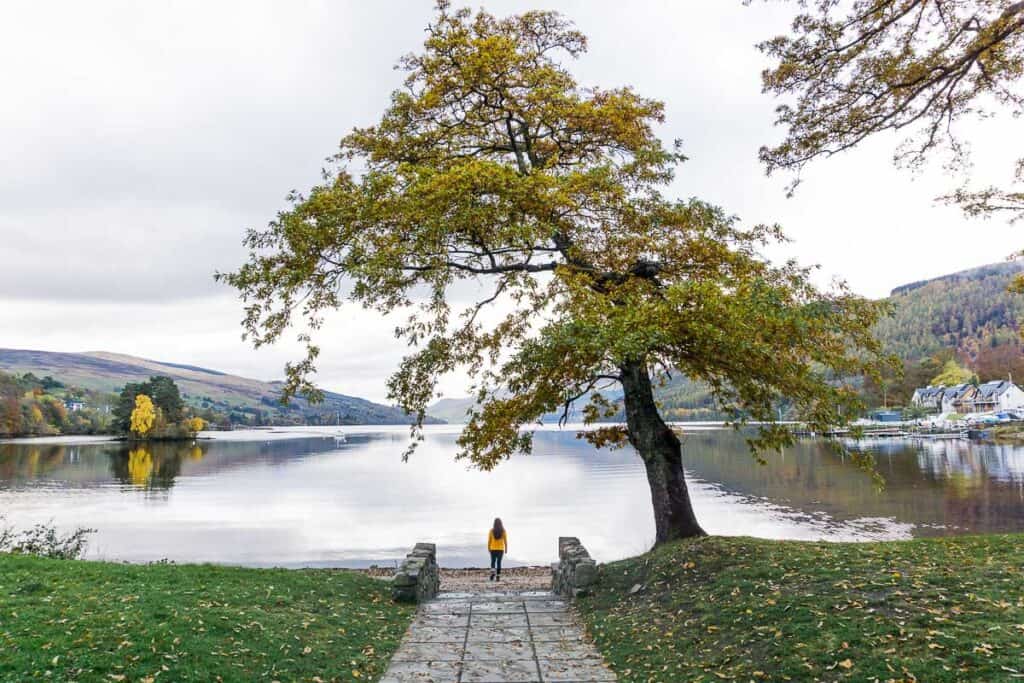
[439,566,551,592]
[356,565,552,592]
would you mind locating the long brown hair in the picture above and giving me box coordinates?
[492,517,504,540]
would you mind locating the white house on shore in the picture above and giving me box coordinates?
[972,380,1024,413]
[910,386,945,412]
[941,383,975,415]
[911,378,1024,415]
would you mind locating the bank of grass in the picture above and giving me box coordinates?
[992,425,1024,443]
[0,555,413,682]
[577,535,1024,682]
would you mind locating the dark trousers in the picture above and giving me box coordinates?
[489,550,503,574]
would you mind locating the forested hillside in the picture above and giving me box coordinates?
[876,261,1024,369]
[857,261,1024,408]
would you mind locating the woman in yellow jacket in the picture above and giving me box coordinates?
[488,518,507,581]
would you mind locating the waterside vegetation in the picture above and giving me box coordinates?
[0,371,114,438]
[578,534,1024,682]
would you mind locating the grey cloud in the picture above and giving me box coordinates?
[1,0,1019,399]
[1,1,432,302]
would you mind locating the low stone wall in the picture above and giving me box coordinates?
[551,536,598,598]
[392,542,440,603]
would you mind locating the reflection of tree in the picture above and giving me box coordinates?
[108,442,206,490]
[1,436,332,487]
[681,430,1024,535]
[0,444,72,480]
[127,447,153,486]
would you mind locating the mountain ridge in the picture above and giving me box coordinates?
[0,348,436,425]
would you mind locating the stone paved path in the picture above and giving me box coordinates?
[382,590,617,683]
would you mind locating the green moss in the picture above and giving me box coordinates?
[0,555,413,682]
[577,535,1024,682]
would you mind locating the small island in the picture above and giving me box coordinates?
[114,376,204,442]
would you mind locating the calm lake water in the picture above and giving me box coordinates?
[1,425,1023,567]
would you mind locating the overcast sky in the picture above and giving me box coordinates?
[1,1,1018,403]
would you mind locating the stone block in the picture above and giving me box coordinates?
[460,658,540,683]
[393,572,417,588]
[391,540,440,603]
[380,661,461,683]
[538,657,616,682]
[412,542,437,556]
[552,536,598,599]
[574,559,597,586]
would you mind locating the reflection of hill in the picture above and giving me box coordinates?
[678,430,1024,536]
[4,430,1024,542]
[0,436,342,490]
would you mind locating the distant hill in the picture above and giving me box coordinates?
[0,349,438,425]
[426,397,476,423]
[428,373,723,426]
[874,260,1024,372]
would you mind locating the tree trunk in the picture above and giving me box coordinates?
[620,360,706,543]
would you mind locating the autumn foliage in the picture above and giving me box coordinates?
[0,371,110,437]
[221,2,890,542]
[130,394,156,437]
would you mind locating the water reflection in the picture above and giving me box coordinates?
[0,427,1022,567]
[0,437,339,490]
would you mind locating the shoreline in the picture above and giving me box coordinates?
[12,531,1023,573]
[0,420,735,446]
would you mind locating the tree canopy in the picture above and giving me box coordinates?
[113,376,184,434]
[130,395,156,437]
[931,358,978,386]
[757,0,1024,224]
[221,2,890,541]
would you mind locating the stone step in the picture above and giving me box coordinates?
[381,590,617,683]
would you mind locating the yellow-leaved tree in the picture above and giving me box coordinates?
[185,416,205,436]
[129,394,156,438]
[931,359,977,387]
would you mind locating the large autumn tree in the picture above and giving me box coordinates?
[757,0,1024,226]
[220,2,888,542]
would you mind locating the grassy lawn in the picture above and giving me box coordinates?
[577,535,1024,682]
[0,555,413,682]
